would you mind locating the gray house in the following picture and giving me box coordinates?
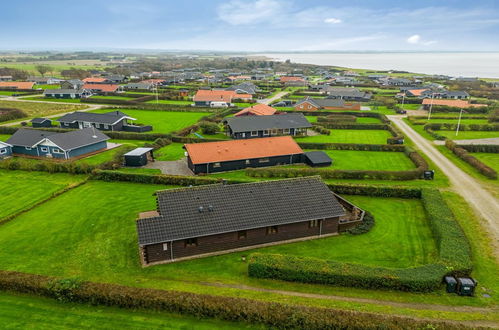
[226,82,259,95]
[6,128,110,160]
[44,89,92,99]
[224,113,312,139]
[57,111,152,132]
[124,83,154,90]
[60,79,84,90]
[326,88,372,102]
[0,141,12,159]
[30,118,53,128]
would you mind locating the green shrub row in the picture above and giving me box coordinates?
[143,137,172,150]
[317,115,357,123]
[421,189,473,275]
[0,270,467,330]
[297,142,405,152]
[458,144,499,153]
[310,124,330,135]
[0,107,27,123]
[248,253,447,292]
[320,123,387,130]
[423,125,447,140]
[326,183,422,198]
[425,123,499,132]
[0,157,98,174]
[103,105,215,112]
[445,140,497,179]
[429,105,489,113]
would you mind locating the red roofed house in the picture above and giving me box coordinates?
[193,90,252,107]
[184,136,303,174]
[422,99,487,110]
[234,104,277,117]
[404,89,429,97]
[82,77,113,84]
[280,76,307,86]
[82,83,123,94]
[0,81,35,90]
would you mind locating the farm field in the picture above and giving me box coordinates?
[90,108,208,133]
[0,60,111,75]
[0,292,258,330]
[0,100,87,118]
[0,170,86,220]
[301,149,416,171]
[0,180,437,287]
[295,129,392,144]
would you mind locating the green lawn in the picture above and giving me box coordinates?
[90,95,136,101]
[301,149,415,171]
[0,134,11,141]
[296,129,392,144]
[0,292,259,330]
[472,153,499,172]
[154,142,186,161]
[145,99,192,105]
[306,116,382,124]
[437,131,499,140]
[0,170,85,220]
[75,145,128,166]
[90,109,207,134]
[0,181,436,286]
[0,91,29,96]
[0,100,87,118]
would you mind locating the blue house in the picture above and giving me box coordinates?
[0,141,12,159]
[6,128,110,160]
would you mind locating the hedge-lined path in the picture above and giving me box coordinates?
[258,91,289,105]
[434,138,499,145]
[0,97,107,127]
[389,115,499,253]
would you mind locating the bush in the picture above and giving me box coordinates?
[297,142,404,152]
[421,189,472,275]
[347,211,374,235]
[47,278,83,302]
[0,107,27,122]
[445,140,497,179]
[310,124,330,135]
[248,254,447,292]
[488,109,499,123]
[0,270,466,329]
[199,121,220,135]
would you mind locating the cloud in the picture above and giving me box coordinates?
[324,17,342,24]
[407,34,421,44]
[217,0,281,25]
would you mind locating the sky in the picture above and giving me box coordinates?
[1,0,498,52]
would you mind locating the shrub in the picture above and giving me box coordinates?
[488,109,499,123]
[0,107,27,122]
[347,211,374,235]
[310,124,330,135]
[47,278,83,302]
[445,140,497,179]
[199,121,220,135]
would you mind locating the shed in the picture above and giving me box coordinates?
[30,117,52,128]
[124,148,154,167]
[304,151,332,167]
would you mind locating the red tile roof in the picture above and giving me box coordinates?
[82,83,120,92]
[234,104,277,116]
[193,90,252,103]
[141,79,165,84]
[406,89,428,96]
[185,136,303,164]
[280,76,305,82]
[0,81,35,89]
[422,99,487,108]
[82,77,108,83]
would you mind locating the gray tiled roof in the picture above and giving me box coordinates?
[136,177,346,245]
[30,117,51,124]
[225,113,312,133]
[295,97,345,108]
[57,111,135,125]
[304,151,332,165]
[6,128,109,150]
[44,89,86,95]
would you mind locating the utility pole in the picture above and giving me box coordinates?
[401,93,406,111]
[456,108,463,136]
[427,93,435,120]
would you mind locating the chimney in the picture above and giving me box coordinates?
[198,206,204,213]
[208,205,214,212]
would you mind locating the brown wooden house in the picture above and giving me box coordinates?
[136,177,363,266]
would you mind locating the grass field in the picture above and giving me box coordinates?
[145,99,192,105]
[0,100,87,118]
[472,153,499,172]
[154,142,186,161]
[21,96,83,103]
[0,181,436,286]
[90,109,207,133]
[75,145,128,166]
[295,129,392,144]
[0,134,11,141]
[301,149,415,171]
[305,116,382,124]
[437,130,499,140]
[0,60,111,76]
[0,170,85,220]
[0,292,258,330]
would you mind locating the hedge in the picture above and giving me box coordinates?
[326,183,421,198]
[458,144,499,153]
[425,123,499,132]
[0,108,27,122]
[429,105,489,113]
[248,254,448,292]
[297,142,405,152]
[445,140,497,179]
[0,270,470,330]
[248,188,473,291]
[310,124,330,135]
[421,189,473,275]
[424,125,447,140]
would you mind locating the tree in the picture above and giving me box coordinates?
[35,64,53,77]
[199,121,220,135]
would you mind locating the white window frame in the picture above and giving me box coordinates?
[40,147,48,152]
[162,243,168,251]
[283,128,290,134]
[103,124,109,129]
[245,159,250,165]
[213,162,221,168]
[263,130,269,136]
[52,148,62,154]
[83,122,91,128]
[259,157,270,163]
[0,149,6,154]
[271,129,278,135]
[251,131,258,137]
[25,147,32,150]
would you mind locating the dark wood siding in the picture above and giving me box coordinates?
[143,217,339,264]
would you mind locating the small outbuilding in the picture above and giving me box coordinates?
[30,117,52,128]
[304,151,332,167]
[0,141,12,159]
[124,148,154,167]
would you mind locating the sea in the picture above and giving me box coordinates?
[256,52,499,79]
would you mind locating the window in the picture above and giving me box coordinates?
[162,243,168,251]
[83,122,91,128]
[251,131,258,137]
[245,159,250,165]
[259,157,269,163]
[213,162,221,168]
[185,238,198,247]
[0,149,6,154]
[238,230,247,240]
[266,226,278,235]
[271,129,278,135]
[40,147,48,152]
[25,147,32,150]
[263,130,269,136]
[283,128,290,134]
[52,148,62,154]
[300,105,304,109]
[103,124,109,129]
[309,220,320,228]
